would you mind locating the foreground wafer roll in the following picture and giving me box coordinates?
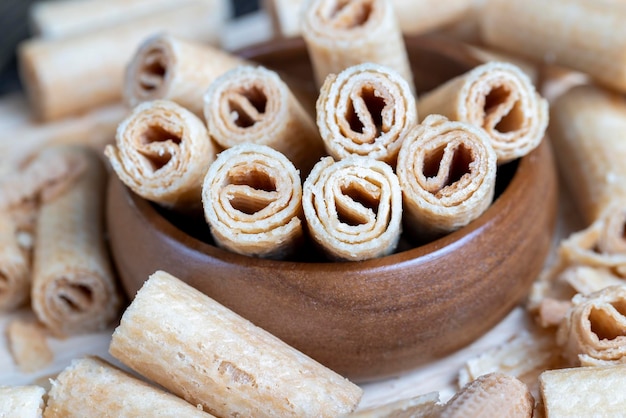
[45,356,215,417]
[202,143,304,259]
[301,0,413,90]
[480,0,626,94]
[0,211,30,312]
[0,385,45,417]
[556,285,626,367]
[417,61,548,164]
[125,33,244,117]
[396,114,497,243]
[31,146,121,336]
[105,99,216,211]
[18,1,227,122]
[316,62,417,165]
[203,65,325,175]
[109,270,363,417]
[302,156,402,261]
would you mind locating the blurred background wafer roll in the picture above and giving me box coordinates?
[0,210,30,312]
[109,270,363,417]
[301,0,413,90]
[203,65,325,175]
[316,62,417,165]
[480,0,626,94]
[125,33,244,117]
[396,114,497,243]
[202,143,303,259]
[417,61,548,164]
[302,156,402,261]
[31,146,121,336]
[105,99,216,211]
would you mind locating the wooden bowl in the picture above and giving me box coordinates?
[106,35,558,382]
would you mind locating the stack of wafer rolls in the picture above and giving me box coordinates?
[480,0,626,94]
[417,61,548,164]
[202,143,304,259]
[105,99,216,211]
[396,114,497,243]
[125,33,244,117]
[302,155,403,261]
[203,65,325,175]
[109,270,363,417]
[31,146,121,336]
[45,356,216,417]
[301,0,413,90]
[316,62,417,165]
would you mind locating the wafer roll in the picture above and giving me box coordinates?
[203,65,325,175]
[480,0,626,94]
[301,0,413,90]
[105,100,216,211]
[0,385,45,417]
[316,62,417,165]
[390,0,474,35]
[18,1,226,122]
[0,211,30,312]
[45,356,215,417]
[125,33,244,117]
[557,285,626,367]
[302,155,402,261]
[31,146,121,336]
[396,114,497,243]
[202,143,303,259]
[417,61,548,164]
[109,270,363,418]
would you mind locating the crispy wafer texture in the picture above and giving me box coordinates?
[349,391,443,418]
[0,385,45,417]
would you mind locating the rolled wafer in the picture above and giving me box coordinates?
[203,65,325,175]
[109,270,363,418]
[31,146,121,336]
[125,33,244,117]
[302,155,402,261]
[480,0,626,94]
[301,0,414,90]
[556,285,626,367]
[316,62,417,165]
[396,114,497,243]
[45,356,215,417]
[105,99,216,211]
[416,61,548,164]
[0,211,30,312]
[202,143,304,259]
[18,1,227,122]
[0,385,45,417]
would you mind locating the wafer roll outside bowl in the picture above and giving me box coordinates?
[301,0,413,90]
[202,143,304,259]
[417,61,548,164]
[203,65,325,175]
[0,211,30,312]
[31,146,121,336]
[302,155,402,261]
[397,114,497,243]
[316,62,417,165]
[105,99,216,211]
[125,33,244,117]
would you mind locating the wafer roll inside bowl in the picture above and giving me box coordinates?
[106,36,558,382]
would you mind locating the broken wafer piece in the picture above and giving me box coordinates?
[109,270,363,417]
[125,33,243,117]
[349,391,443,418]
[31,146,121,336]
[201,143,304,259]
[203,65,325,175]
[6,317,53,373]
[301,0,413,90]
[302,155,403,261]
[105,99,216,211]
[44,356,215,417]
[416,61,548,164]
[316,62,417,165]
[396,114,497,243]
[0,385,45,417]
